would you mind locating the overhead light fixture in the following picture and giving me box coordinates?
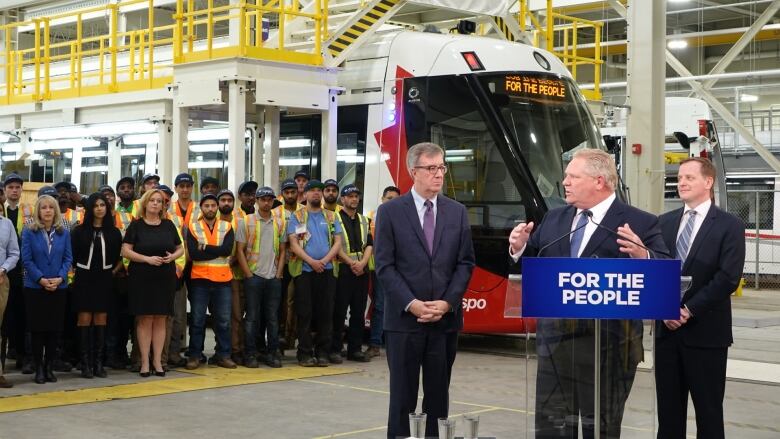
[668,0,689,3]
[667,39,688,49]
[280,138,311,149]
[189,143,226,153]
[123,133,158,145]
[740,93,759,103]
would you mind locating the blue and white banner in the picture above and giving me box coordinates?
[521,257,680,319]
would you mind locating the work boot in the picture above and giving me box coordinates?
[93,326,107,378]
[79,326,93,379]
[185,356,200,370]
[44,356,57,383]
[0,376,12,388]
[33,358,45,385]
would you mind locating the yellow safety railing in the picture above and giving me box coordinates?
[518,0,604,101]
[0,0,329,105]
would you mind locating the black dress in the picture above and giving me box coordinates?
[123,218,181,315]
[71,225,122,313]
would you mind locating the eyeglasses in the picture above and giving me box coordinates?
[414,165,448,175]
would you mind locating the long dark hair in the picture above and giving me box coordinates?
[82,192,115,231]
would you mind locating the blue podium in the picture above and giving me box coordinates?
[514,257,683,438]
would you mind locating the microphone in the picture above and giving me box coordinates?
[586,215,671,259]
[537,210,592,257]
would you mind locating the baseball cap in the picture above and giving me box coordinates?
[340,184,360,197]
[199,193,218,206]
[54,181,71,191]
[142,173,160,184]
[116,176,135,190]
[256,186,275,199]
[304,179,325,192]
[158,184,174,196]
[238,180,259,195]
[3,173,23,187]
[174,173,194,187]
[294,169,309,180]
[98,184,115,194]
[68,182,78,193]
[280,179,297,191]
[200,176,220,190]
[37,186,58,198]
[323,179,339,190]
[217,189,235,200]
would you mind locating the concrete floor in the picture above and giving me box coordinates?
[0,288,779,438]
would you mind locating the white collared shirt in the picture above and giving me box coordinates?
[510,193,617,261]
[572,192,616,257]
[410,186,438,229]
[677,199,711,245]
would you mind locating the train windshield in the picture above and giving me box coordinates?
[403,72,605,277]
[478,73,605,208]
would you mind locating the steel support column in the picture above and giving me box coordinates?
[157,116,173,185]
[263,106,280,190]
[107,138,121,186]
[320,89,338,180]
[171,104,189,178]
[227,80,247,191]
[624,0,666,214]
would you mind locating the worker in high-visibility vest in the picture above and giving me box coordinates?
[169,173,199,229]
[214,189,249,365]
[184,194,236,370]
[330,184,374,364]
[274,178,303,355]
[3,173,35,374]
[365,185,401,359]
[98,185,135,369]
[115,176,138,218]
[200,176,220,197]
[54,181,84,227]
[236,186,286,368]
[323,179,342,213]
[286,179,343,367]
[293,169,309,205]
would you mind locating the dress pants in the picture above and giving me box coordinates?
[385,328,457,439]
[655,333,728,439]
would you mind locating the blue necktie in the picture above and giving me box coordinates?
[676,210,697,262]
[570,210,590,257]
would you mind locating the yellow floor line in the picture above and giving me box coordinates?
[0,366,356,414]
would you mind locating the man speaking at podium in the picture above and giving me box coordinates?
[508,148,669,438]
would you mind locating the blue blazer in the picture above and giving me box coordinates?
[656,204,745,347]
[517,198,669,364]
[375,192,476,333]
[22,226,73,290]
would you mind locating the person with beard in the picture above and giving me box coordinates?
[71,193,122,379]
[68,183,85,210]
[122,189,184,377]
[2,174,34,375]
[200,176,220,197]
[217,190,249,365]
[237,181,258,215]
[322,179,341,212]
[115,176,138,217]
[293,170,308,205]
[55,182,82,227]
[236,187,286,368]
[287,180,343,367]
[273,179,302,354]
[331,184,373,364]
[105,177,136,369]
[185,194,236,369]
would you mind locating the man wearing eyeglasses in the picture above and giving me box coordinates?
[374,142,475,439]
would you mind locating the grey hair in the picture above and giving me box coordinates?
[572,148,618,191]
[406,142,445,173]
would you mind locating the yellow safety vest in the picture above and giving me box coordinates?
[288,207,339,278]
[244,212,284,274]
[189,218,233,282]
[5,202,33,236]
[226,210,247,280]
[116,201,139,218]
[170,199,199,229]
[340,211,374,271]
[62,208,83,227]
[168,212,188,276]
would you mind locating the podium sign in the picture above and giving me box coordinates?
[521,257,680,319]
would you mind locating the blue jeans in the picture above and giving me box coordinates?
[188,280,232,359]
[243,275,282,356]
[369,273,384,347]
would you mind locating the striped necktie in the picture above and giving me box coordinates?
[569,210,590,257]
[676,210,697,262]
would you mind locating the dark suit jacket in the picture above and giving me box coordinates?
[656,204,745,347]
[519,198,669,364]
[21,226,73,290]
[375,192,475,333]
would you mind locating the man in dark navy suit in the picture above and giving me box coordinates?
[509,148,669,438]
[655,157,744,439]
[375,142,475,439]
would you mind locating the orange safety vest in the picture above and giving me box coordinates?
[224,210,247,280]
[170,199,199,229]
[5,202,34,236]
[62,208,83,226]
[188,218,232,282]
[114,210,135,236]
